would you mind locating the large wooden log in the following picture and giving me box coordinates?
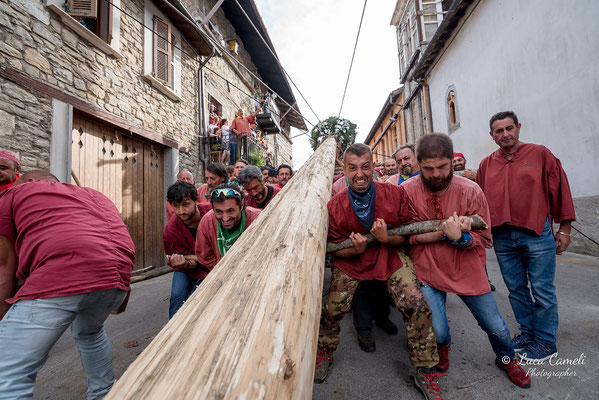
[106,137,337,399]
[326,214,488,253]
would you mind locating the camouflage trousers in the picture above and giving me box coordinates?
[318,251,439,368]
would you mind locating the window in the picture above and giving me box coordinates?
[153,16,173,88]
[67,0,113,44]
[447,89,460,132]
[420,0,445,42]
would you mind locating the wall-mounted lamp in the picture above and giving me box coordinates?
[228,40,239,54]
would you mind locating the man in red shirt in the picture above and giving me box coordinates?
[277,164,293,188]
[314,143,442,399]
[0,170,135,398]
[166,170,195,220]
[230,107,261,160]
[386,145,420,185]
[0,150,20,192]
[164,181,212,318]
[237,165,280,209]
[403,134,530,390]
[195,184,261,269]
[452,152,476,180]
[477,111,576,361]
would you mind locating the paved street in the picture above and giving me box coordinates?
[33,250,598,399]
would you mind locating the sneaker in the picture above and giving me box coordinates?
[358,332,376,352]
[511,333,533,352]
[375,318,399,335]
[436,345,450,372]
[414,367,446,399]
[519,341,557,362]
[495,358,531,388]
[314,349,333,383]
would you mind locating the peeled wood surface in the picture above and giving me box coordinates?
[106,137,337,400]
[326,214,488,253]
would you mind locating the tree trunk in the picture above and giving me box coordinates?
[106,137,337,400]
[326,215,488,253]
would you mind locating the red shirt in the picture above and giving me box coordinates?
[0,181,135,303]
[402,176,492,295]
[195,207,261,269]
[476,143,576,235]
[196,184,212,203]
[245,185,280,209]
[328,181,411,280]
[230,115,256,136]
[331,175,347,197]
[163,203,212,280]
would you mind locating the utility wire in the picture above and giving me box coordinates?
[571,225,599,247]
[231,0,321,123]
[101,0,313,127]
[337,0,368,118]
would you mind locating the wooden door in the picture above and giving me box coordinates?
[72,114,165,269]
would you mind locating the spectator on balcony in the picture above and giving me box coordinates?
[231,107,261,161]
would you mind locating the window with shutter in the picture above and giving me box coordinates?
[67,0,98,18]
[153,17,172,88]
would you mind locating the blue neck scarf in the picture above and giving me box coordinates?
[347,182,376,231]
[398,171,419,185]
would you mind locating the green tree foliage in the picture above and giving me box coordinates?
[310,116,357,153]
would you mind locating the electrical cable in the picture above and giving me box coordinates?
[231,0,321,123]
[101,0,315,128]
[571,225,599,247]
[337,0,368,118]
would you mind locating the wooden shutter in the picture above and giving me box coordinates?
[67,0,98,18]
[153,16,172,88]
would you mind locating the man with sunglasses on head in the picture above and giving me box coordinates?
[195,184,261,269]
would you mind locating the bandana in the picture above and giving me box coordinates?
[0,150,20,166]
[398,171,419,185]
[454,152,466,160]
[217,210,246,257]
[347,181,376,231]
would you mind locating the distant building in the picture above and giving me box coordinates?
[364,88,406,164]
[390,0,451,143]
[396,0,599,255]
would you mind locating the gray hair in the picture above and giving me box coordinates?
[238,165,263,186]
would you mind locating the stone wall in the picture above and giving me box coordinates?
[559,195,599,257]
[0,0,203,179]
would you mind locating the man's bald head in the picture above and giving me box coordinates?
[15,170,59,185]
[177,170,194,185]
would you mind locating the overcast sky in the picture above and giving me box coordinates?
[254,0,400,168]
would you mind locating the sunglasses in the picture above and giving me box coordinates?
[211,188,241,199]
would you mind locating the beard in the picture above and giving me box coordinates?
[401,165,413,175]
[422,169,453,192]
[453,164,465,171]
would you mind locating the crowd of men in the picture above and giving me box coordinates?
[0,110,575,399]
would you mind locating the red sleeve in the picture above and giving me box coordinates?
[0,190,16,240]
[469,187,493,249]
[195,214,218,270]
[546,155,576,223]
[327,199,346,244]
[396,185,412,226]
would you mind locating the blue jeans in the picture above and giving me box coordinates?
[0,288,127,400]
[492,218,558,346]
[169,271,202,319]
[228,142,237,165]
[420,283,515,359]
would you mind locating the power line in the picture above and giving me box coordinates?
[571,225,599,247]
[337,0,368,118]
[231,0,321,123]
[101,0,312,127]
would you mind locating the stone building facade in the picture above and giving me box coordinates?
[0,0,304,267]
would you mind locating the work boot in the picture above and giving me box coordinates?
[358,332,376,352]
[414,367,446,399]
[495,358,531,388]
[375,318,398,335]
[314,348,333,383]
[436,345,450,372]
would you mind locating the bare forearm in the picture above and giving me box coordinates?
[412,231,444,244]
[381,235,407,247]
[558,220,572,234]
[333,247,363,258]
